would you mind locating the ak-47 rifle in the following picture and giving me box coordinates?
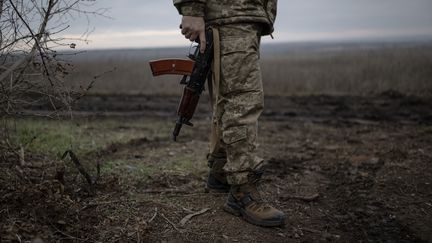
[149,29,213,141]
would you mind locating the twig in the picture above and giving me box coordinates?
[161,213,183,233]
[301,227,340,239]
[61,150,93,185]
[282,193,320,202]
[94,160,101,184]
[14,165,32,184]
[142,189,189,194]
[182,207,194,214]
[179,208,210,226]
[8,0,55,86]
[19,145,25,166]
[142,189,226,197]
[50,222,88,242]
[301,227,322,234]
[148,208,158,223]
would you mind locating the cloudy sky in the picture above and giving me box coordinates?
[62,0,432,49]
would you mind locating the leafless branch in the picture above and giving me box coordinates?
[1,0,107,160]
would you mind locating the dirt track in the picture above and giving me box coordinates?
[2,93,432,242]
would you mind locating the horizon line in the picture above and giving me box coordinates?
[58,35,432,52]
[62,27,432,50]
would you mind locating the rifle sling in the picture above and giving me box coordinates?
[209,27,221,155]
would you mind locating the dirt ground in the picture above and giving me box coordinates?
[1,92,432,242]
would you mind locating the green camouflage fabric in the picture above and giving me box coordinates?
[173,0,277,35]
[209,24,264,185]
[172,1,277,184]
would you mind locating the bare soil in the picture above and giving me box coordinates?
[1,92,432,242]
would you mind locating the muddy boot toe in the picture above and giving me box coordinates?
[223,178,286,227]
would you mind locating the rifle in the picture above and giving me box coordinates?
[149,29,213,141]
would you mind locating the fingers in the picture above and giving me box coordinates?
[180,16,206,50]
[189,33,199,42]
[181,26,193,40]
[182,27,198,41]
[199,31,206,53]
[181,26,205,52]
[182,29,205,53]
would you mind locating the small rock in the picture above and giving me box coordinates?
[369,157,380,164]
[32,238,45,243]
[57,220,66,225]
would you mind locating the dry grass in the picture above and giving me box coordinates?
[261,45,432,96]
[65,43,432,96]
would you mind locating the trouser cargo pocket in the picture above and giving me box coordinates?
[222,126,247,145]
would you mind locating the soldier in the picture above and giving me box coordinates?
[173,0,285,227]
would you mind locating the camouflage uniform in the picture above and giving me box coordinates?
[173,0,277,185]
[173,0,277,36]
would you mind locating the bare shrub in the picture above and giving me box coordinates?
[0,0,108,117]
[0,0,107,160]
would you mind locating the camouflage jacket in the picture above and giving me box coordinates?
[173,0,277,36]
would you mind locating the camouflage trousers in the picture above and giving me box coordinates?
[208,23,264,185]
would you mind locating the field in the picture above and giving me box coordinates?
[1,42,432,242]
[65,42,432,96]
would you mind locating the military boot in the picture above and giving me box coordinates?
[223,171,286,227]
[205,153,230,193]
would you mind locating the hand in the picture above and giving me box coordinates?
[180,16,206,53]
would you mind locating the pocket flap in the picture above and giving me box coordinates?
[222,126,247,145]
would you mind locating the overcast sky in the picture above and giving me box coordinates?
[62,0,432,49]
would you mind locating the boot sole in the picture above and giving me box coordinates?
[223,202,286,227]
